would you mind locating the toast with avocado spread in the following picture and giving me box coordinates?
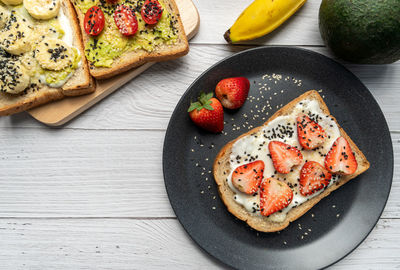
[0,0,94,116]
[72,0,189,79]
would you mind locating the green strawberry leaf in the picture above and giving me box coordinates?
[188,92,215,112]
[188,101,202,112]
[204,104,214,111]
[198,92,208,104]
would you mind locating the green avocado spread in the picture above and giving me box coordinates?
[74,0,179,67]
[43,47,81,85]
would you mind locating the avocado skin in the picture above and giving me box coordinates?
[319,0,400,64]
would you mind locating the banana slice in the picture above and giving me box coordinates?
[0,0,23,6]
[0,6,10,29]
[0,57,30,94]
[36,37,74,71]
[23,0,60,20]
[0,15,33,55]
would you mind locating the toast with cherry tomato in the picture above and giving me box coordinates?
[213,91,370,232]
[71,0,189,79]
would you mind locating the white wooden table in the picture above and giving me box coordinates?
[0,0,399,269]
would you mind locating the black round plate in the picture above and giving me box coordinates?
[163,47,393,269]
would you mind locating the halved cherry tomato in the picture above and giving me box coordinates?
[84,6,105,36]
[114,5,138,36]
[141,0,163,25]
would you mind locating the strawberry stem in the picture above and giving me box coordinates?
[188,92,214,112]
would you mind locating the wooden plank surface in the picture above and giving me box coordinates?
[0,0,399,268]
[0,218,399,269]
[2,46,400,131]
[0,130,398,218]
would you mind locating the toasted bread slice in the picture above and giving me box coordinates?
[0,0,94,116]
[213,91,370,232]
[72,0,189,79]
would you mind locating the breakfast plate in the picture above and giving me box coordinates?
[163,47,393,269]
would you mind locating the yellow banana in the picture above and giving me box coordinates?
[224,0,307,43]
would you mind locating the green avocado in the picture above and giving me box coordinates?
[74,0,99,13]
[319,0,400,64]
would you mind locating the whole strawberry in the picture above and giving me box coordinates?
[215,77,250,109]
[188,92,224,133]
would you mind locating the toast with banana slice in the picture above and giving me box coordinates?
[71,0,188,79]
[213,91,370,232]
[0,0,94,116]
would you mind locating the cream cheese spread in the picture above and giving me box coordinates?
[227,99,341,222]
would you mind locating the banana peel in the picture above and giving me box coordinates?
[224,0,307,43]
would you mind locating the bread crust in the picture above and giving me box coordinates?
[61,0,92,92]
[0,0,95,116]
[72,0,189,79]
[213,90,370,232]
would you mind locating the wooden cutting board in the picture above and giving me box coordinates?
[28,0,200,126]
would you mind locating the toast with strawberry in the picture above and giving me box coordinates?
[213,90,370,232]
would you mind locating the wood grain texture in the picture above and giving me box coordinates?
[0,129,172,217]
[0,0,399,267]
[0,129,398,218]
[0,218,398,269]
[28,0,200,126]
[1,45,400,131]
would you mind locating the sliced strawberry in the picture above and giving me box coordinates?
[231,160,264,194]
[299,161,332,196]
[268,141,303,174]
[260,177,293,216]
[297,114,326,150]
[325,136,358,175]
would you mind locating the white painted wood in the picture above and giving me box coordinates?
[0,129,398,218]
[191,0,324,45]
[0,0,399,267]
[1,45,399,131]
[0,218,223,270]
[0,129,173,217]
[0,218,398,269]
